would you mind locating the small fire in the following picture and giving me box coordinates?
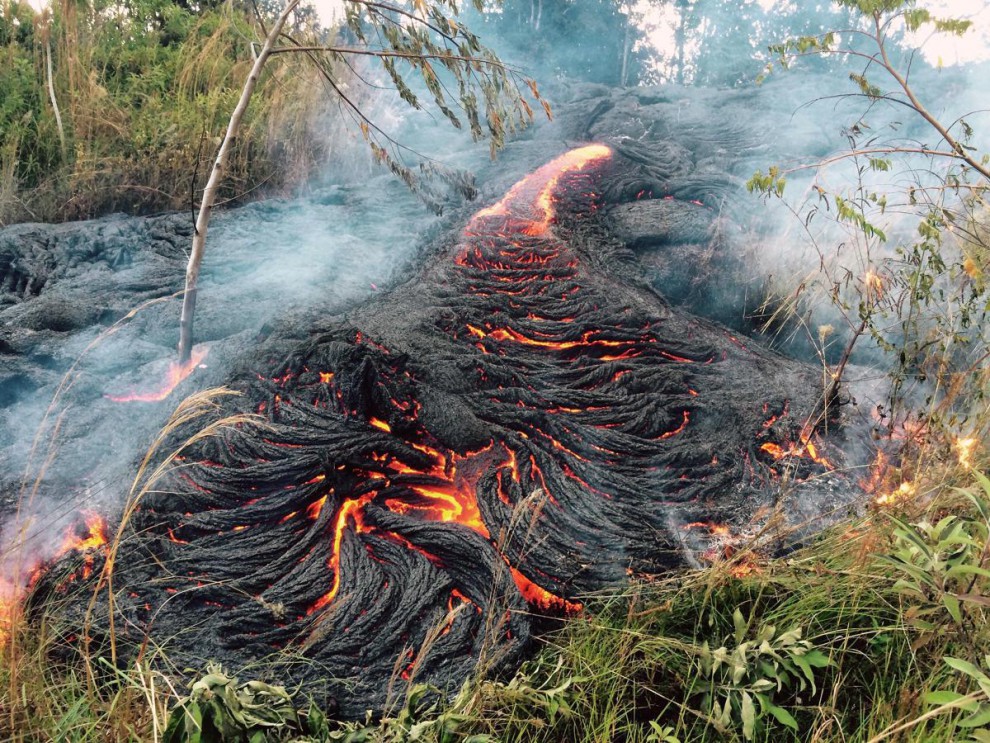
[874,480,916,506]
[759,426,832,469]
[861,450,916,507]
[106,346,209,403]
[864,271,884,302]
[0,510,109,643]
[956,436,978,468]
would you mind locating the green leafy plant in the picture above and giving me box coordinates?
[925,656,990,741]
[163,663,313,743]
[746,0,990,444]
[880,473,990,638]
[694,608,829,740]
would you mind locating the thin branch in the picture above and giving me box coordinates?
[779,147,981,178]
[268,45,518,70]
[873,12,990,181]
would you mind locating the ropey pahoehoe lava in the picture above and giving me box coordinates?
[32,144,858,717]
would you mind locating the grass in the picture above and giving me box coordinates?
[0,0,350,225]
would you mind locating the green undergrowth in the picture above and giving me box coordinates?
[5,467,990,742]
[0,0,344,224]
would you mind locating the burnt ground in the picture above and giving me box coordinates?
[4,80,881,717]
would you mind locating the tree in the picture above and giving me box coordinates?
[748,0,989,445]
[176,0,548,363]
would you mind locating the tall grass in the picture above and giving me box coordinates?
[4,445,988,740]
[0,0,349,225]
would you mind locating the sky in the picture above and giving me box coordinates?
[15,0,990,69]
[626,0,990,74]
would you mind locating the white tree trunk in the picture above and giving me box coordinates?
[177,0,301,363]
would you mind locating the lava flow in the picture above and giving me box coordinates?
[105,346,209,403]
[41,143,846,718]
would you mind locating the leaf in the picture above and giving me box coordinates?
[958,705,990,728]
[946,657,990,685]
[741,690,756,741]
[758,694,798,731]
[733,607,747,645]
[792,655,817,694]
[943,594,964,624]
[802,649,830,668]
[924,690,974,707]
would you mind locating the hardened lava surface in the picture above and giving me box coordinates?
[38,145,853,717]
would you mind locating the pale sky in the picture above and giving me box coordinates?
[16,0,990,67]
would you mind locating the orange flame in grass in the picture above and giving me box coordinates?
[956,437,978,468]
[0,510,109,643]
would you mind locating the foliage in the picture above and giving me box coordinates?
[0,0,345,224]
[926,656,990,740]
[163,663,313,742]
[882,494,990,635]
[694,609,829,740]
[747,0,990,449]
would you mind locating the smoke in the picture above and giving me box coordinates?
[0,160,452,598]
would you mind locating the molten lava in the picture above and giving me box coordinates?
[106,346,209,403]
[0,510,108,642]
[44,142,848,718]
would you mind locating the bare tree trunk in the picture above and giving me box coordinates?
[620,22,630,87]
[177,0,301,363]
[45,35,67,162]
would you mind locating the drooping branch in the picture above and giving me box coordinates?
[176,0,548,363]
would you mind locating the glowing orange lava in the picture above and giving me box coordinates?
[106,346,209,403]
[467,145,612,236]
[759,426,833,470]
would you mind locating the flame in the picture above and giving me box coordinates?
[875,480,916,506]
[729,558,761,578]
[57,511,109,581]
[864,271,884,302]
[758,426,833,469]
[956,436,978,468]
[860,450,916,506]
[106,346,209,403]
[0,511,109,643]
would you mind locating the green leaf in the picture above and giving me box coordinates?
[792,655,817,694]
[733,607,747,645]
[924,690,974,707]
[741,690,756,741]
[943,594,964,624]
[958,705,990,728]
[803,649,830,668]
[760,696,798,731]
[946,657,990,685]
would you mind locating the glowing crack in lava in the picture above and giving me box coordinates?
[44,143,845,718]
[105,346,209,403]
